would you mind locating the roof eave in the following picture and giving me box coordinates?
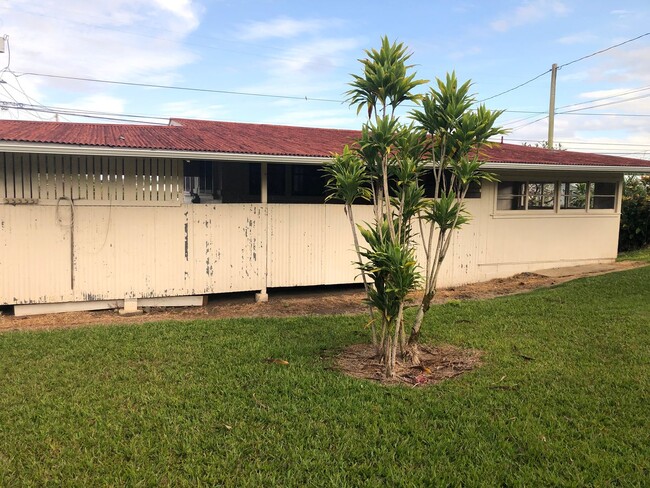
[0,142,649,172]
[0,141,330,164]
[482,161,650,174]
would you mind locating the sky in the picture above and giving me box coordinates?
[0,0,649,158]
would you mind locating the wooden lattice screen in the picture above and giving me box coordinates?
[1,153,183,203]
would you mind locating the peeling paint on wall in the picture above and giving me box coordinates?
[184,211,189,261]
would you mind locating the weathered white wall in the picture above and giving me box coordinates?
[0,204,265,305]
[0,172,623,307]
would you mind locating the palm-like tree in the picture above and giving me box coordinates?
[326,39,506,377]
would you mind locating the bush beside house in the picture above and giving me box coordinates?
[619,175,650,251]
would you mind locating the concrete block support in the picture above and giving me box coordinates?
[119,297,143,316]
[255,292,269,303]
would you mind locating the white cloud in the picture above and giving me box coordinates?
[152,0,201,29]
[237,36,362,103]
[262,106,359,129]
[448,46,482,60]
[236,16,338,41]
[159,100,229,120]
[0,0,203,109]
[55,94,128,122]
[268,38,361,77]
[556,32,597,45]
[491,0,569,32]
[595,46,650,84]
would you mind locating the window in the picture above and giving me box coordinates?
[497,179,618,212]
[589,182,616,209]
[184,161,213,195]
[496,181,526,210]
[497,181,555,210]
[527,182,555,210]
[559,182,586,209]
[421,170,482,199]
[249,163,287,197]
[291,165,324,196]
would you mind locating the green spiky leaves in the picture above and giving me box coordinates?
[346,37,428,118]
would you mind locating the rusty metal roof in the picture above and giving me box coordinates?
[0,117,648,168]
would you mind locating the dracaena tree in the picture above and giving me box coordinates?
[325,37,506,377]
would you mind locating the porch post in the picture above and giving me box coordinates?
[256,162,269,303]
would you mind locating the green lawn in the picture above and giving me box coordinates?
[618,244,650,263]
[1,266,649,486]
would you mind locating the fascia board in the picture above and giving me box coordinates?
[1,142,649,172]
[482,162,650,174]
[0,142,330,164]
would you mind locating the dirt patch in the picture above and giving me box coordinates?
[0,261,644,333]
[335,343,483,386]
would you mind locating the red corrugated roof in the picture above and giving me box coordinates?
[0,118,648,168]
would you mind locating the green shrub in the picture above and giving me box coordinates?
[619,176,650,251]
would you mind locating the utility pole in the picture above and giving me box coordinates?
[547,63,558,148]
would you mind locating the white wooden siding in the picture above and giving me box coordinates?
[1,153,182,204]
[0,156,623,307]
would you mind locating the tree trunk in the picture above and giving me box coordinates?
[399,315,407,357]
[384,334,394,377]
[406,290,434,365]
[392,303,404,370]
[346,204,376,346]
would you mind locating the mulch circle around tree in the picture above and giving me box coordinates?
[335,343,483,386]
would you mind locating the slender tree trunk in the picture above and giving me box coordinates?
[391,303,404,373]
[406,229,446,365]
[399,315,407,357]
[346,204,376,346]
[378,315,388,360]
[384,333,394,377]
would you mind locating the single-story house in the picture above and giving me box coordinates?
[1,118,649,316]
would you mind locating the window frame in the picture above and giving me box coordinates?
[495,178,619,214]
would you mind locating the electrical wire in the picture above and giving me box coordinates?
[477,33,650,105]
[507,115,548,132]
[556,84,650,110]
[557,112,650,117]
[506,138,650,148]
[0,100,169,122]
[558,93,650,114]
[0,37,65,121]
[558,32,650,69]
[0,101,168,124]
[477,70,551,103]
[17,71,343,104]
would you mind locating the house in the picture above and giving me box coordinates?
[1,118,649,316]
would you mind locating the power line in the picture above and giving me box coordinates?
[478,32,650,105]
[17,71,343,104]
[558,32,650,69]
[559,93,650,114]
[477,70,551,103]
[557,84,650,110]
[506,138,650,148]
[0,101,168,124]
[557,112,650,117]
[507,115,548,132]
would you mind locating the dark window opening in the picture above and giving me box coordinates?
[292,165,325,196]
[184,161,213,195]
[497,181,527,210]
[589,182,616,210]
[421,169,482,199]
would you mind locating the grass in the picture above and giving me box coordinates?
[617,244,650,263]
[0,267,649,486]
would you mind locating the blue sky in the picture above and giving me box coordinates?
[1,0,649,158]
